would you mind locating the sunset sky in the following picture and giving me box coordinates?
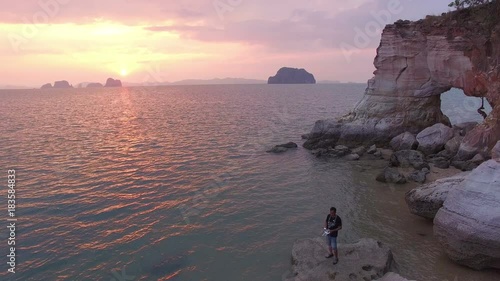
[1,0,453,87]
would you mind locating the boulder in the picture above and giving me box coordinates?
[390,132,418,151]
[345,154,360,161]
[444,136,462,156]
[105,78,122,87]
[287,238,397,281]
[416,123,454,155]
[268,67,316,84]
[373,150,383,159]
[451,160,478,171]
[389,150,429,170]
[334,145,351,157]
[277,142,298,149]
[405,173,468,219]
[434,160,500,270]
[367,145,377,154]
[470,154,485,164]
[376,167,406,184]
[428,157,450,169]
[407,170,427,184]
[352,146,367,156]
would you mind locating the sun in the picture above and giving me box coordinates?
[120,69,128,76]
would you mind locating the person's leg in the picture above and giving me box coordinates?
[325,236,334,258]
[332,237,338,264]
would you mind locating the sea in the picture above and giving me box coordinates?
[0,84,497,281]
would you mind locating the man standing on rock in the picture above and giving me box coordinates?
[325,207,342,264]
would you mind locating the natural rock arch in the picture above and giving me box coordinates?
[305,5,499,160]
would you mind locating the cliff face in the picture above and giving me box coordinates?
[306,4,499,159]
[268,67,316,84]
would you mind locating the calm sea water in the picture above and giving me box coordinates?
[0,84,497,281]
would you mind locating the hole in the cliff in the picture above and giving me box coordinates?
[440,88,492,125]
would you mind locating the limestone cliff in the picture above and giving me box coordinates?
[305,2,499,160]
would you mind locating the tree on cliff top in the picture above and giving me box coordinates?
[448,0,493,9]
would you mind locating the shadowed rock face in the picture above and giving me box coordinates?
[268,67,316,84]
[305,4,499,159]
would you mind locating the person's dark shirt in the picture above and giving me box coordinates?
[325,214,342,237]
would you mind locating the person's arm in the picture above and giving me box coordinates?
[325,215,328,229]
[333,218,342,231]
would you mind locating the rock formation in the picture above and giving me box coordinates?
[434,159,500,270]
[104,78,122,87]
[286,238,401,281]
[53,80,72,88]
[303,3,499,160]
[268,67,316,84]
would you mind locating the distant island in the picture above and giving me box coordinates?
[40,80,73,89]
[104,78,122,87]
[86,83,104,88]
[40,78,122,89]
[268,67,316,84]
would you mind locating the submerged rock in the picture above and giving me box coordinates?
[434,160,500,270]
[267,142,298,153]
[287,238,398,281]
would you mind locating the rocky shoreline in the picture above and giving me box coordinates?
[286,3,500,280]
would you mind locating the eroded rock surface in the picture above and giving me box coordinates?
[287,238,397,281]
[434,159,500,270]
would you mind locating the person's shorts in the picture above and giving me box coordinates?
[326,235,337,250]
